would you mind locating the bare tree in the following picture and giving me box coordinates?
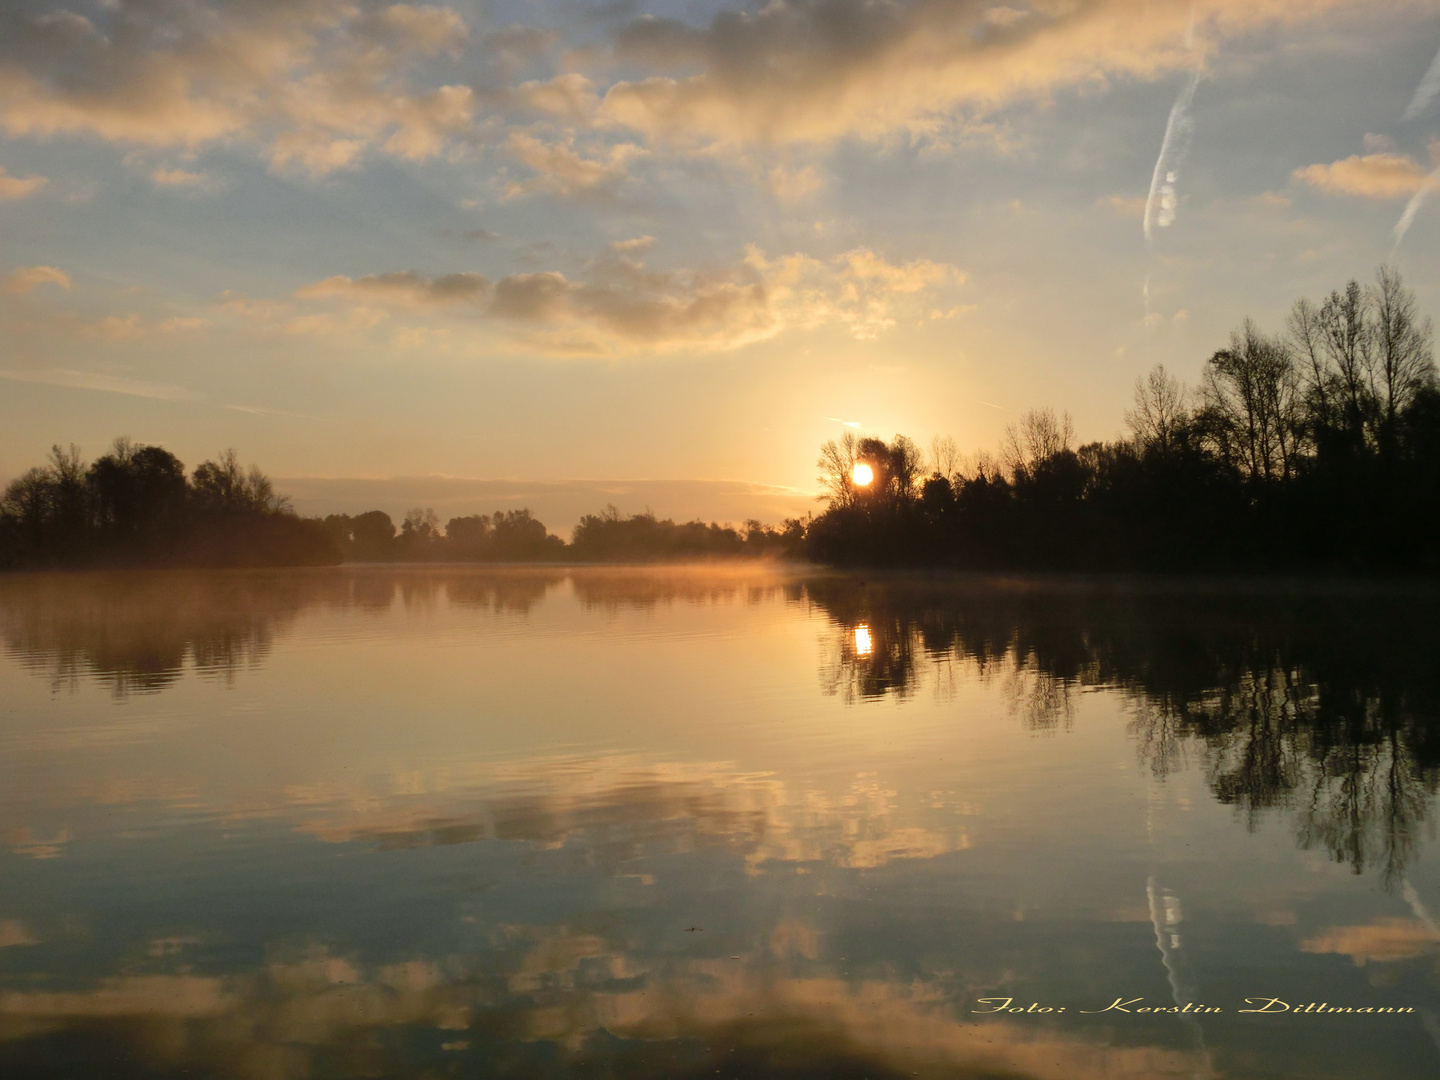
[1125,365,1190,454]
[1201,320,1303,482]
[1001,407,1074,479]
[1368,265,1437,437]
[817,430,859,508]
[1287,297,1334,432]
[929,434,961,482]
[1317,279,1373,440]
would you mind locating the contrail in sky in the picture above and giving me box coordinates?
[1144,70,1202,246]
[1389,41,1440,248]
[823,417,861,428]
[1405,46,1440,120]
[1142,11,1204,314]
[1392,166,1440,251]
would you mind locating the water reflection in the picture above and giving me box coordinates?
[0,572,317,695]
[567,565,803,611]
[0,569,564,696]
[5,570,1440,880]
[292,756,970,872]
[810,578,1440,880]
[3,569,1439,1078]
[0,944,1205,1080]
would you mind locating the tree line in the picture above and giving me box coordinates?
[809,266,1440,571]
[0,440,338,569]
[8,265,1435,573]
[0,444,807,568]
[319,504,807,562]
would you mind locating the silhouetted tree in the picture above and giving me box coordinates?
[0,439,338,569]
[803,267,1440,573]
[1125,365,1190,456]
[569,505,802,562]
[816,431,861,509]
[1200,320,1304,484]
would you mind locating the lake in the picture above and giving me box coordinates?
[1,566,1438,1079]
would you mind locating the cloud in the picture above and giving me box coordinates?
[283,307,388,335]
[159,316,206,332]
[601,0,1389,147]
[0,368,195,400]
[3,265,70,293]
[0,1,477,175]
[1251,191,1291,209]
[503,132,644,199]
[766,163,823,201]
[297,270,491,306]
[1301,918,1440,965]
[0,165,46,200]
[150,166,209,188]
[86,314,146,340]
[290,245,962,354]
[509,73,600,122]
[0,0,1403,177]
[1293,152,1436,199]
[1099,194,1148,217]
[0,920,39,948]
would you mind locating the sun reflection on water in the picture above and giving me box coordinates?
[854,624,873,656]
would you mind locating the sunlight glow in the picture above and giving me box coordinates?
[854,624,873,656]
[852,462,874,487]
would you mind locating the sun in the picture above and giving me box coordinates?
[852,462,874,487]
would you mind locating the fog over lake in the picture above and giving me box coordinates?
[1,567,1438,1079]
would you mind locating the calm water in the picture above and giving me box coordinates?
[1,567,1439,1079]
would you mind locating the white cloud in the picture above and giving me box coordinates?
[288,244,963,354]
[1293,152,1436,199]
[503,133,645,199]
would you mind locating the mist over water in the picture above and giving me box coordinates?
[1,567,1438,1079]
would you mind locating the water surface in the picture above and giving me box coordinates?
[1,567,1438,1079]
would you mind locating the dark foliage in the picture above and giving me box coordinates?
[568,505,807,562]
[808,268,1440,573]
[0,440,340,569]
[321,507,566,562]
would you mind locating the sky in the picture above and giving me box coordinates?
[4,0,1440,529]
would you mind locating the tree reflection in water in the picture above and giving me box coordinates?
[809,577,1440,882]
[0,568,563,696]
[4,569,1437,879]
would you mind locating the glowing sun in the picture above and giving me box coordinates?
[852,462,874,486]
